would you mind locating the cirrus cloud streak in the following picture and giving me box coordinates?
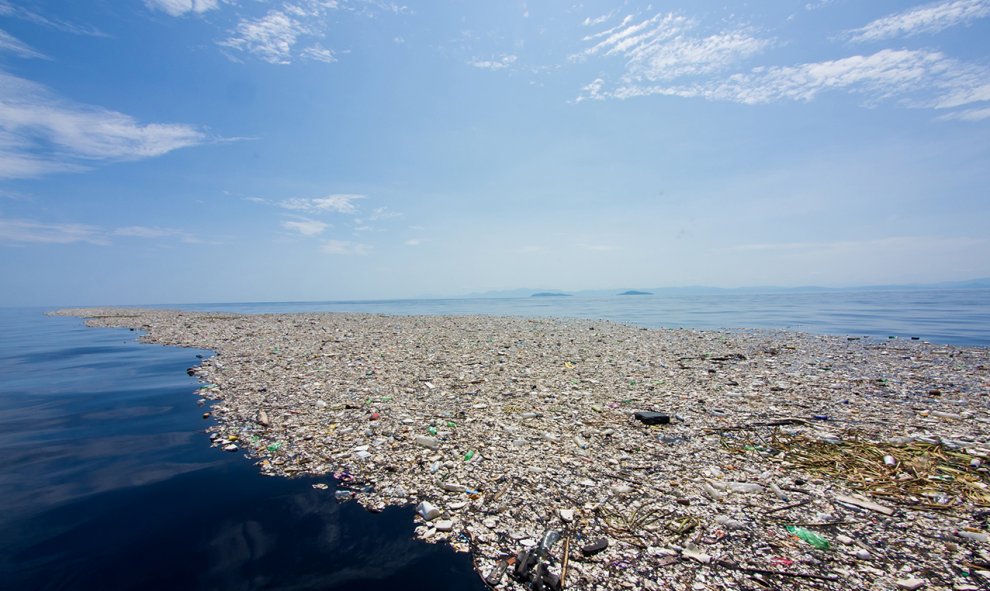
[845,0,990,43]
[145,0,220,17]
[0,218,206,246]
[321,239,370,255]
[0,71,209,179]
[584,48,990,118]
[574,12,771,83]
[277,194,364,213]
[282,218,329,236]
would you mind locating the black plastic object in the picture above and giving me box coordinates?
[530,564,561,591]
[633,411,671,425]
[580,538,609,556]
[513,550,538,579]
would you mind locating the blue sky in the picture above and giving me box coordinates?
[1,0,988,305]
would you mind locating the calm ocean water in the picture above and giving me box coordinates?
[171,288,990,346]
[0,289,987,590]
[0,309,483,591]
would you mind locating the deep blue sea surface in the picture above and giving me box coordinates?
[0,289,987,590]
[0,308,483,591]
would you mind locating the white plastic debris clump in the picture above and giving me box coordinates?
[57,307,990,591]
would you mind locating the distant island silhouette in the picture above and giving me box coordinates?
[531,292,571,297]
[618,290,653,296]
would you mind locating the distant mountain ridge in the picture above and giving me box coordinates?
[453,278,990,299]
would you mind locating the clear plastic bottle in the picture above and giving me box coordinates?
[536,530,561,559]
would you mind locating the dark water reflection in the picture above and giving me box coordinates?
[0,309,483,591]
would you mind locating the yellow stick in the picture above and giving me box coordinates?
[561,535,570,589]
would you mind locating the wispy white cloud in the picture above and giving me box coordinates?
[581,14,632,41]
[931,67,990,109]
[805,0,836,11]
[469,54,518,70]
[629,30,770,82]
[348,205,403,234]
[112,225,204,243]
[0,155,85,179]
[646,49,942,103]
[582,12,614,27]
[212,1,410,64]
[277,194,364,213]
[300,43,336,63]
[404,238,421,246]
[367,206,401,221]
[0,1,105,37]
[348,1,408,17]
[576,13,684,61]
[594,49,990,115]
[145,0,219,17]
[846,0,990,43]
[0,217,107,245]
[220,9,306,64]
[574,12,770,86]
[322,239,370,255]
[249,193,379,242]
[0,29,49,59]
[576,78,607,102]
[0,188,29,200]
[936,106,990,121]
[219,1,345,64]
[0,71,208,179]
[573,8,990,117]
[0,218,211,246]
[281,218,328,235]
[114,226,178,238]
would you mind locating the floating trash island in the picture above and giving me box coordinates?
[55,308,990,591]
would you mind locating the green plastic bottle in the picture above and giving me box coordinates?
[786,525,830,549]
